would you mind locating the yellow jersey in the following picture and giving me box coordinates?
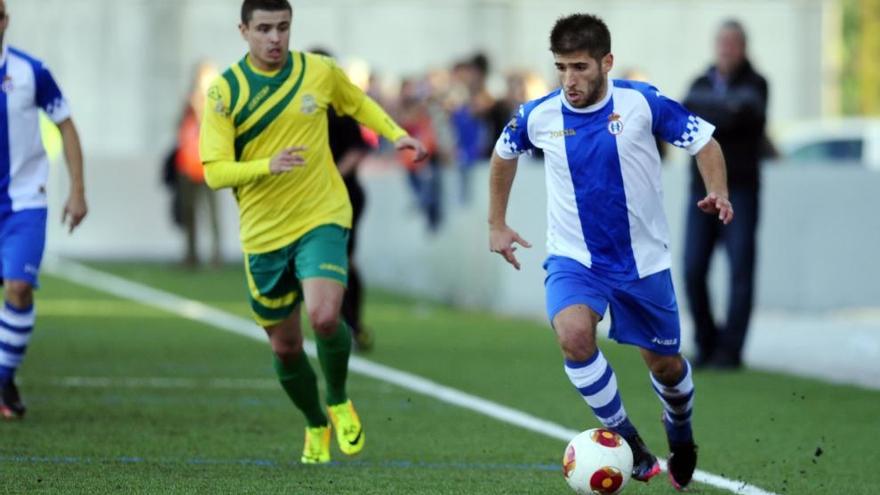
[199,51,407,254]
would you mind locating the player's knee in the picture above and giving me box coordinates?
[4,281,34,308]
[557,328,596,362]
[308,307,338,336]
[271,337,304,363]
[648,355,684,384]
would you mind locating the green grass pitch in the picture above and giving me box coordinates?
[0,263,877,494]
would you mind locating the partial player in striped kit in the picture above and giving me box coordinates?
[488,14,733,491]
[0,0,87,418]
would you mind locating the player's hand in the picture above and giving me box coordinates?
[489,224,532,271]
[394,136,428,163]
[697,192,734,225]
[62,191,88,234]
[269,146,307,175]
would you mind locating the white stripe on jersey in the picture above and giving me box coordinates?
[1,43,70,212]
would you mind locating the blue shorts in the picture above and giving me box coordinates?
[544,255,681,355]
[0,208,48,287]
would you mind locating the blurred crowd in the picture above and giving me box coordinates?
[364,52,549,230]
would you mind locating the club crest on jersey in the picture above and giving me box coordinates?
[301,94,318,115]
[207,85,228,115]
[607,112,624,136]
[1,75,13,94]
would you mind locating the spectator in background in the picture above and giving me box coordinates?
[310,47,375,350]
[682,19,768,369]
[488,71,527,141]
[169,61,222,268]
[398,76,442,231]
[450,53,494,203]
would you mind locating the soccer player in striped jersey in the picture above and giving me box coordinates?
[199,0,426,464]
[488,14,733,490]
[0,0,87,419]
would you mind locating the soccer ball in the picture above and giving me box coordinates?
[562,428,633,494]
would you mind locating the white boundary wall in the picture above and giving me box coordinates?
[45,156,880,314]
[7,0,834,157]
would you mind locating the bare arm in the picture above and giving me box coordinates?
[694,138,734,224]
[57,118,87,233]
[488,151,531,270]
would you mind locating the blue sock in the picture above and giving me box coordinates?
[651,359,695,445]
[0,302,36,384]
[564,350,639,437]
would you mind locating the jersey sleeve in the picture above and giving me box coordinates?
[327,58,408,143]
[199,76,271,189]
[645,86,715,156]
[199,77,237,164]
[34,64,70,124]
[494,104,534,160]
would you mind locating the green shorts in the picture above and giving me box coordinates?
[244,224,349,326]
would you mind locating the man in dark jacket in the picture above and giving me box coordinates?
[683,20,768,369]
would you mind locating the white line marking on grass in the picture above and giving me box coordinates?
[44,259,778,495]
[44,376,279,390]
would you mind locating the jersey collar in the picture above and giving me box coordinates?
[559,76,613,114]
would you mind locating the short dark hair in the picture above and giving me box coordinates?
[719,18,747,46]
[241,0,292,25]
[549,14,611,60]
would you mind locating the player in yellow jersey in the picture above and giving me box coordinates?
[199,0,426,464]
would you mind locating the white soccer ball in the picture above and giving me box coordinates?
[562,428,633,494]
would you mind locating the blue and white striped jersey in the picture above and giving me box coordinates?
[0,43,70,213]
[495,78,715,280]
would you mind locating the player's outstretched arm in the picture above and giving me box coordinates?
[203,147,307,190]
[58,118,87,234]
[694,138,734,224]
[489,151,532,270]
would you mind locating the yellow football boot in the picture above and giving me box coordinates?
[327,400,364,455]
[300,425,331,464]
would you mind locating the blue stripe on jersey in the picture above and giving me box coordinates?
[9,47,62,118]
[562,98,638,278]
[0,61,10,210]
[498,89,561,158]
[612,79,697,146]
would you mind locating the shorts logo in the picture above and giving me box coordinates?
[607,112,624,136]
[319,263,346,276]
[301,94,318,115]
[24,264,39,275]
[1,76,13,94]
[651,337,678,346]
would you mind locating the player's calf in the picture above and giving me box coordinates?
[649,358,698,489]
